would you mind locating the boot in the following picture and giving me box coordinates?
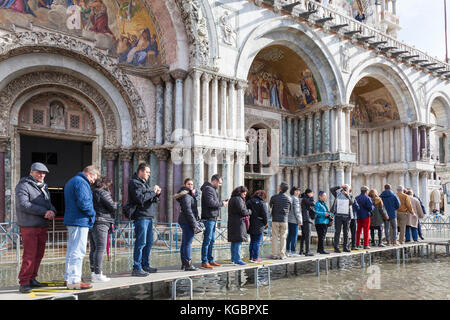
[181,259,187,270]
[184,260,198,271]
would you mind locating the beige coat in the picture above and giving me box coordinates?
[407,196,425,228]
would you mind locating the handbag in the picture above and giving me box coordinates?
[327,214,334,227]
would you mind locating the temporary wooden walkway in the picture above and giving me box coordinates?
[0,240,448,300]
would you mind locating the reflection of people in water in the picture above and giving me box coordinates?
[119,29,159,66]
[0,0,36,17]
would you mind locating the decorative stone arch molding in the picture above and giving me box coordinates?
[427,91,450,130]
[0,29,151,147]
[235,17,345,106]
[345,60,419,123]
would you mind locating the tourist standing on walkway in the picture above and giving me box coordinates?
[405,189,424,243]
[286,186,302,257]
[200,174,228,269]
[368,189,388,247]
[16,162,56,293]
[174,178,199,271]
[64,165,100,289]
[380,184,400,246]
[299,189,315,256]
[355,186,374,249]
[246,190,268,262]
[396,186,413,244]
[227,186,251,265]
[314,191,332,254]
[89,177,117,282]
[330,184,354,253]
[413,193,427,240]
[128,163,161,277]
[269,182,291,260]
[350,188,359,250]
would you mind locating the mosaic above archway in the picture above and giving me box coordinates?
[350,77,400,128]
[0,0,163,66]
[245,45,321,112]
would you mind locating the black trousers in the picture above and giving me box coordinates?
[299,223,312,254]
[315,224,328,253]
[334,215,351,250]
[370,226,382,244]
[350,219,357,248]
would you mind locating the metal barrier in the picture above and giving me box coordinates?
[171,277,193,300]
[0,223,20,265]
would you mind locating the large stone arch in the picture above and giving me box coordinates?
[235,17,345,106]
[427,91,450,130]
[346,60,419,123]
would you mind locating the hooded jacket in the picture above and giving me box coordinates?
[174,186,199,231]
[64,172,96,228]
[127,173,160,220]
[301,194,316,224]
[369,196,388,227]
[379,189,401,219]
[15,175,56,228]
[246,195,268,235]
[200,182,223,221]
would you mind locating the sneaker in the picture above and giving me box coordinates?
[290,253,301,257]
[67,281,92,290]
[363,246,371,249]
[378,243,386,247]
[280,255,287,260]
[305,252,314,256]
[254,258,262,262]
[334,248,341,253]
[131,269,149,277]
[286,252,292,257]
[143,266,157,273]
[91,273,111,283]
[343,248,351,253]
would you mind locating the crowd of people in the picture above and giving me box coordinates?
[15,161,427,293]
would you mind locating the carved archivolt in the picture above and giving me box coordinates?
[0,72,119,147]
[0,29,150,147]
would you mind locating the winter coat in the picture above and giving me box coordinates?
[354,193,374,220]
[200,182,223,221]
[15,175,56,228]
[407,196,425,228]
[92,187,117,226]
[397,192,413,214]
[288,195,302,225]
[314,200,333,225]
[329,186,355,218]
[369,197,388,227]
[246,195,268,235]
[227,195,251,243]
[269,192,292,223]
[174,187,199,231]
[127,173,160,220]
[301,195,316,224]
[64,172,96,228]
[380,190,401,219]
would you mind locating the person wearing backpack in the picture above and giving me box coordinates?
[128,163,161,277]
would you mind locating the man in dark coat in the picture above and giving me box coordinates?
[299,189,315,256]
[380,184,401,245]
[330,184,355,253]
[15,162,56,293]
[269,182,291,260]
[128,163,161,277]
[200,174,228,269]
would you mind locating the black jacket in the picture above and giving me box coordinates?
[301,194,316,224]
[227,195,251,243]
[269,192,292,223]
[200,182,223,221]
[92,187,117,225]
[15,175,56,228]
[174,187,199,231]
[127,173,160,220]
[246,195,268,235]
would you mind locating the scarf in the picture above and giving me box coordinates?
[29,175,50,200]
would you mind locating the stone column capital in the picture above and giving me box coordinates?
[161,73,173,83]
[189,69,203,80]
[154,148,170,161]
[235,80,248,90]
[0,138,8,152]
[320,162,331,171]
[201,72,213,82]
[334,162,345,171]
[219,78,228,87]
[134,148,151,163]
[150,75,162,86]
[119,148,133,162]
[309,164,319,173]
[103,148,118,161]
[224,150,235,163]
[170,69,188,80]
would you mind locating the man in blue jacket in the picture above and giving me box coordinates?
[355,186,374,249]
[64,165,100,290]
[380,184,401,246]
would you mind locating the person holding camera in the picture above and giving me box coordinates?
[174,178,202,271]
[330,184,355,253]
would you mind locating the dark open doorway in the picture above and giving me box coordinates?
[245,179,265,201]
[20,134,92,219]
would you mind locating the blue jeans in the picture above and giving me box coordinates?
[201,220,216,264]
[249,233,263,260]
[180,223,194,262]
[286,223,299,252]
[230,242,242,263]
[133,218,153,270]
[65,226,89,284]
[405,225,418,242]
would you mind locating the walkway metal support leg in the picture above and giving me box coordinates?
[361,253,365,268]
[426,244,429,258]
[368,253,372,266]
[254,266,271,288]
[316,260,320,276]
[396,248,400,264]
[420,245,424,258]
[172,277,193,300]
[402,247,405,263]
[446,244,449,257]
[325,259,329,275]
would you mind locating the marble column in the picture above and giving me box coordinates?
[0,140,7,222]
[149,151,160,220]
[405,171,411,189]
[301,166,309,191]
[299,116,306,156]
[287,117,293,156]
[293,167,299,188]
[400,125,406,162]
[182,149,193,183]
[210,76,219,136]
[151,76,164,145]
[345,108,352,153]
[228,80,236,138]
[167,158,174,223]
[314,111,322,154]
[207,149,218,182]
[171,148,183,223]
[389,127,395,163]
[345,165,352,186]
[398,171,406,188]
[378,130,384,164]
[284,167,293,187]
[191,70,202,134]
[294,118,299,156]
[282,116,288,156]
[193,147,206,199]
[222,150,234,206]
[171,70,187,143]
[320,163,331,205]
[410,170,420,196]
[322,107,331,153]
[334,162,345,187]
[119,149,133,216]
[310,165,319,197]
[426,126,431,159]
[201,73,212,135]
[306,113,313,155]
[104,148,117,199]
[236,81,246,140]
[219,79,228,137]
[420,172,428,210]
[162,74,173,144]
[337,107,344,152]
[330,108,337,152]
[411,124,419,161]
[155,149,169,222]
[419,126,426,160]
[380,173,387,191]
[368,130,374,165]
[234,152,246,187]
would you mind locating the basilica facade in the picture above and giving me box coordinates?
[0,0,449,224]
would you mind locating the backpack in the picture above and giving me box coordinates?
[123,203,137,220]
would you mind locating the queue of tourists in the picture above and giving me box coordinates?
[15,162,426,293]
